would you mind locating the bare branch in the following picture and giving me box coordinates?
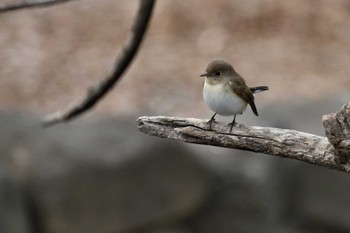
[323,102,350,163]
[137,104,350,174]
[0,0,76,13]
[42,0,156,127]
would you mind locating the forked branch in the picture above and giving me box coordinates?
[137,102,350,174]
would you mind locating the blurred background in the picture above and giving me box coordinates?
[0,0,350,233]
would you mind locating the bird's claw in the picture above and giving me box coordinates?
[207,118,215,131]
[227,122,236,132]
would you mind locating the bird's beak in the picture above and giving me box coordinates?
[200,73,207,77]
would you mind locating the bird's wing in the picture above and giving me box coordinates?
[229,79,259,116]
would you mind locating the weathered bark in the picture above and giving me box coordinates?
[137,103,350,174]
[323,102,350,163]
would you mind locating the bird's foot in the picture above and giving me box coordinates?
[206,113,217,131]
[227,115,237,132]
[227,122,237,133]
[207,118,215,131]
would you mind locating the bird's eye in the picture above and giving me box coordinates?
[215,71,221,76]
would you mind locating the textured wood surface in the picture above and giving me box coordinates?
[137,107,350,173]
[323,102,350,163]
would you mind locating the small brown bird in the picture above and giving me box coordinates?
[200,59,268,132]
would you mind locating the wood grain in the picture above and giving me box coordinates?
[137,110,350,174]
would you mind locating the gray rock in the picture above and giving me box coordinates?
[0,165,30,233]
[262,98,350,232]
[187,168,271,233]
[0,112,211,233]
[1,97,350,233]
[292,164,350,232]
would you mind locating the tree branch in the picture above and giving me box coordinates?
[42,0,156,127]
[0,0,76,13]
[137,103,350,174]
[323,102,350,163]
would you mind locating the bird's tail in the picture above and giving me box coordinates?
[250,86,269,94]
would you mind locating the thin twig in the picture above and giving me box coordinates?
[137,114,350,174]
[0,0,76,13]
[42,0,156,127]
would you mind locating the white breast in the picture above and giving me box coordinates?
[203,80,247,116]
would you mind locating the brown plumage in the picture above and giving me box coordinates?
[201,59,267,116]
[200,59,268,131]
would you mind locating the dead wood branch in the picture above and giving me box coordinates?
[323,102,350,163]
[137,102,350,174]
[42,0,156,127]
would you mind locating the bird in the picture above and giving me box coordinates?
[200,59,268,132]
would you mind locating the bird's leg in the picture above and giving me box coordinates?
[228,114,237,132]
[207,112,217,130]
